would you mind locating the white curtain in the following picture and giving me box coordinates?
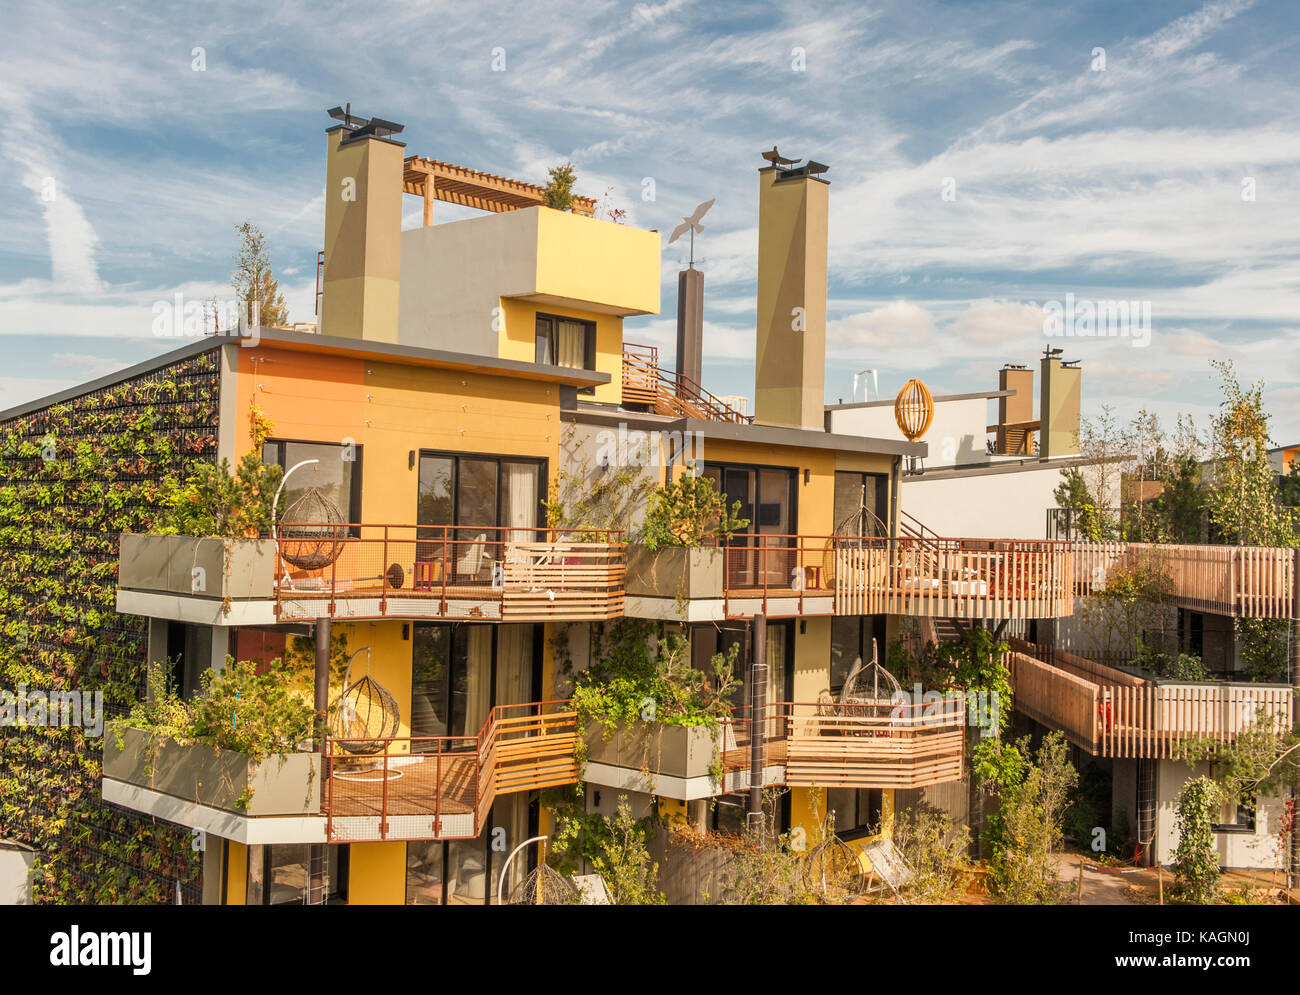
[555,320,586,369]
[464,627,493,736]
[504,463,538,545]
[495,624,532,707]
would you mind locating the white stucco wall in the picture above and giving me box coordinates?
[1154,760,1286,871]
[828,396,992,468]
[0,843,34,905]
[898,462,1067,539]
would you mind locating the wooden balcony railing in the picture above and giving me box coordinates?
[621,342,748,423]
[775,698,966,790]
[1068,541,1296,619]
[274,524,624,622]
[833,536,1075,619]
[323,700,579,842]
[1006,651,1293,759]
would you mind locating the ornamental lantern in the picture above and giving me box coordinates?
[894,379,934,442]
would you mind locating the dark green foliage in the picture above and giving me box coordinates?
[0,352,219,902]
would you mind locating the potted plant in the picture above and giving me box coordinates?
[626,473,748,601]
[117,406,283,604]
[105,658,320,815]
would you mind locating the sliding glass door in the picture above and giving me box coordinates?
[702,463,797,589]
[416,452,544,587]
[405,622,541,906]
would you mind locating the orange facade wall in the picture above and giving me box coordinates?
[231,344,563,524]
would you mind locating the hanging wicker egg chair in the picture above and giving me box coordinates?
[331,648,401,755]
[802,829,866,903]
[279,486,347,571]
[508,863,578,905]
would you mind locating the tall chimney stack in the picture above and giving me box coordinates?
[996,364,1034,455]
[754,152,829,430]
[1040,348,1081,458]
[320,112,405,342]
[676,268,703,389]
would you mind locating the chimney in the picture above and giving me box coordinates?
[996,364,1034,455]
[754,152,829,429]
[320,110,405,342]
[1040,348,1081,458]
[676,268,703,389]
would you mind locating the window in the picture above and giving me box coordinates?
[246,844,347,904]
[1212,783,1256,834]
[701,462,798,589]
[830,615,887,697]
[262,439,363,534]
[827,788,883,840]
[535,313,596,378]
[833,470,889,536]
[416,452,543,534]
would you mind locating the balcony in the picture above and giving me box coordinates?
[116,527,625,625]
[324,701,579,843]
[1069,541,1296,619]
[621,343,749,422]
[581,697,966,800]
[1006,646,1293,759]
[835,537,1074,619]
[102,702,579,845]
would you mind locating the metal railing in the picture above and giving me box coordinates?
[323,700,579,842]
[274,524,624,621]
[621,343,748,423]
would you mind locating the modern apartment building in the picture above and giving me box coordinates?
[1,109,1294,905]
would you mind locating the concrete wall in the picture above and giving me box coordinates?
[0,842,34,905]
[829,396,991,468]
[899,462,1065,539]
[1154,760,1286,871]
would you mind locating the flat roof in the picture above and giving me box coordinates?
[568,404,925,458]
[901,453,1122,482]
[825,389,1013,412]
[0,327,610,423]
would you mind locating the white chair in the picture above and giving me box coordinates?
[456,533,489,580]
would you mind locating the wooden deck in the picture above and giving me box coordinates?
[1006,650,1294,759]
[1069,542,1297,619]
[323,704,580,842]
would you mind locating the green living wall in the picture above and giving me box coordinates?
[0,348,220,903]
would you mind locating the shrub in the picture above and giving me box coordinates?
[1172,776,1222,904]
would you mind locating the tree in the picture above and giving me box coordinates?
[589,797,665,905]
[541,162,578,211]
[232,221,289,328]
[1206,360,1291,547]
[982,732,1079,904]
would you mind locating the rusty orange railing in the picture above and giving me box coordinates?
[274,524,624,622]
[323,700,579,842]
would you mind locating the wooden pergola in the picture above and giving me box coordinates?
[403,155,597,225]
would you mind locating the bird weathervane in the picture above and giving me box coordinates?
[668,198,716,268]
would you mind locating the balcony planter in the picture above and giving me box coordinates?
[584,719,720,782]
[626,545,723,600]
[118,533,277,600]
[104,727,320,816]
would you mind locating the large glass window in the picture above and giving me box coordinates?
[263,439,362,532]
[246,844,347,905]
[417,453,542,533]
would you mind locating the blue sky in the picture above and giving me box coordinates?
[2,0,1299,445]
